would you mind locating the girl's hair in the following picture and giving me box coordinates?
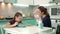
[38,6,50,16]
[14,12,22,17]
[13,12,22,23]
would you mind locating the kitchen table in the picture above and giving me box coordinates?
[4,26,52,34]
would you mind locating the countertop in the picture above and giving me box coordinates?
[0,17,34,22]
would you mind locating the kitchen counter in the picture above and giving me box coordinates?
[0,17,34,22]
[51,18,60,23]
[51,18,60,20]
[0,20,10,22]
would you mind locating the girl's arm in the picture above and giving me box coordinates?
[4,23,10,28]
[4,22,18,28]
[11,22,18,27]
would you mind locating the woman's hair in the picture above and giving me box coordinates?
[13,12,22,23]
[38,6,50,16]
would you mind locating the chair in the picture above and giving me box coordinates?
[0,25,5,34]
[56,25,60,34]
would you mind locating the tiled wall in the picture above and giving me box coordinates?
[13,5,39,17]
[0,3,16,18]
[0,3,38,18]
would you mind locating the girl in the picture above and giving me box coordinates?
[4,12,23,28]
[34,6,51,27]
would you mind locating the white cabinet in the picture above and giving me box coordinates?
[15,0,51,5]
[4,0,14,3]
[57,20,60,25]
[51,20,57,28]
[34,0,50,5]
[18,0,33,5]
[51,20,60,28]
[0,0,13,3]
[0,0,3,2]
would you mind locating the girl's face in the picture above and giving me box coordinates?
[15,16,22,22]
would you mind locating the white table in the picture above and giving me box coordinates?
[4,26,52,34]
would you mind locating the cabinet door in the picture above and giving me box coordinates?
[34,0,50,5]
[51,20,57,28]
[18,0,33,5]
[57,20,60,25]
[4,0,14,3]
[0,0,3,2]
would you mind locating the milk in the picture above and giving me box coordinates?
[34,14,43,29]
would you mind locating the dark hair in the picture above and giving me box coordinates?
[38,6,50,16]
[14,12,22,17]
[13,12,22,23]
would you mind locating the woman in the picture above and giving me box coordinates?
[34,6,51,27]
[4,12,23,28]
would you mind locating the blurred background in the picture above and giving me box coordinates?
[0,0,60,34]
[0,0,60,30]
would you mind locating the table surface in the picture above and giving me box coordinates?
[4,26,52,34]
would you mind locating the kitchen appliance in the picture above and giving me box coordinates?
[48,5,60,16]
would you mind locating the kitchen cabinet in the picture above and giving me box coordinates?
[0,0,13,3]
[18,0,33,5]
[14,0,54,5]
[51,18,60,28]
[14,0,18,3]
[4,0,13,3]
[34,0,50,5]
[51,20,57,28]
[0,0,3,2]
[57,20,60,25]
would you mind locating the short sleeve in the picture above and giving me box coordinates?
[9,20,14,25]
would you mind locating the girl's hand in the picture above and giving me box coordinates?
[4,23,11,28]
[11,22,18,27]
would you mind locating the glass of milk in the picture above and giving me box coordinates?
[34,14,43,29]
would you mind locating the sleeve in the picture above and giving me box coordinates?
[9,20,13,25]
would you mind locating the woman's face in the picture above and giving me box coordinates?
[34,9,42,16]
[15,16,22,22]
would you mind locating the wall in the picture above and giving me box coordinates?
[17,0,33,5]
[0,3,15,18]
[0,3,38,18]
[13,5,38,17]
[34,0,50,5]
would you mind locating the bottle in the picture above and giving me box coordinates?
[38,20,43,29]
[34,14,43,29]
